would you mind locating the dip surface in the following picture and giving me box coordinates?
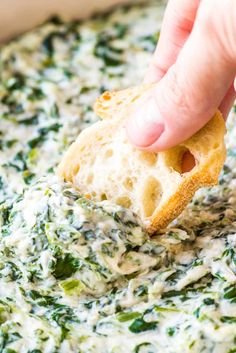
[0,1,236,352]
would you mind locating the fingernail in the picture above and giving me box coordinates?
[127,96,164,147]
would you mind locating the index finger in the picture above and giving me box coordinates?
[145,0,200,83]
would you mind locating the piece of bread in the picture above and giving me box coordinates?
[58,84,226,234]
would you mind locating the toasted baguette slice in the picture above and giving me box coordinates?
[58,84,226,233]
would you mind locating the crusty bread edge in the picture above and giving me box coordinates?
[148,111,226,233]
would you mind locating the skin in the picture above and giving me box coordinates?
[126,0,236,155]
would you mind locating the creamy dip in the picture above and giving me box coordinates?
[0,1,236,352]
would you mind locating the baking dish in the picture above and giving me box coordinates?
[0,0,134,42]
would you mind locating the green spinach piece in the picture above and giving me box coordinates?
[94,27,125,67]
[42,29,80,56]
[52,253,80,280]
[28,123,62,148]
[18,115,39,125]
[28,88,46,101]
[6,72,25,91]
[221,316,236,324]
[129,317,157,334]
[134,342,155,353]
[117,311,140,322]
[224,285,236,301]
[27,290,57,307]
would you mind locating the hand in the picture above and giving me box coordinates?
[127,0,236,152]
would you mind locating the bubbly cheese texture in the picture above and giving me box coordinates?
[0,1,236,352]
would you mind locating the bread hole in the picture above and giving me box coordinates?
[139,151,158,166]
[213,142,219,149]
[101,193,108,201]
[123,177,133,191]
[104,149,113,158]
[142,177,162,218]
[116,196,131,208]
[164,147,196,174]
[181,150,196,173]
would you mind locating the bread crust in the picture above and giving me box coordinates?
[58,84,226,234]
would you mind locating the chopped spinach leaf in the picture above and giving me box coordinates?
[221,316,236,324]
[117,311,140,322]
[52,253,80,280]
[28,88,46,101]
[129,318,157,334]
[18,114,39,125]
[224,286,236,301]
[134,342,155,353]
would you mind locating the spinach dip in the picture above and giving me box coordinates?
[0,1,236,352]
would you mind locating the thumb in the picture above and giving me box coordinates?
[127,0,236,151]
